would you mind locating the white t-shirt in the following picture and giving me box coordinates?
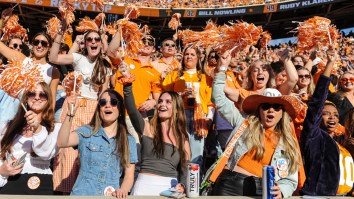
[72,53,111,100]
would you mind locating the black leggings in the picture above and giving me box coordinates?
[212,169,262,196]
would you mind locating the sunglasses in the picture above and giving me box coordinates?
[341,77,354,83]
[260,103,283,111]
[164,43,176,48]
[12,43,23,49]
[298,74,311,79]
[33,39,49,48]
[26,91,48,101]
[98,98,119,107]
[86,37,101,43]
[80,41,85,45]
[142,40,154,46]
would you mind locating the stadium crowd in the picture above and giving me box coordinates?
[0,4,354,198]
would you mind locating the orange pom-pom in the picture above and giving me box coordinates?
[46,16,61,40]
[94,13,106,27]
[214,21,262,56]
[0,60,43,98]
[168,13,182,30]
[76,16,99,32]
[117,19,143,57]
[3,15,27,41]
[295,16,340,51]
[63,71,83,96]
[106,23,117,35]
[124,4,140,20]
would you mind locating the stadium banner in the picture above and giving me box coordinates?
[0,0,346,18]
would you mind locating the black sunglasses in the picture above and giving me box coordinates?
[86,37,101,43]
[33,39,49,48]
[26,91,48,101]
[164,43,176,48]
[298,74,311,79]
[260,103,283,111]
[142,39,154,46]
[98,98,119,107]
[12,43,23,49]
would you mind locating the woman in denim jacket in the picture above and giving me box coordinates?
[57,89,138,197]
[211,52,302,198]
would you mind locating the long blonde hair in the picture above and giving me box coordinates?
[244,110,300,174]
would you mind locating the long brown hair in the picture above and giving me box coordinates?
[245,60,275,90]
[178,45,205,81]
[89,89,130,168]
[150,91,190,170]
[82,30,111,85]
[0,82,54,160]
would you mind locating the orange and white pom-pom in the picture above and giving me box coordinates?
[46,16,61,40]
[124,4,140,20]
[59,8,75,25]
[178,20,220,48]
[106,23,117,35]
[3,15,27,41]
[260,31,272,49]
[295,16,340,51]
[76,16,99,32]
[0,60,43,99]
[117,18,143,57]
[168,13,182,30]
[214,21,262,55]
[94,13,106,27]
[63,71,83,96]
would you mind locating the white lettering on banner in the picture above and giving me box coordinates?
[199,9,246,16]
[302,0,333,6]
[50,0,112,12]
[198,11,213,16]
[279,2,301,10]
[279,0,333,10]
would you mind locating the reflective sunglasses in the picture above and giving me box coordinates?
[12,43,23,49]
[164,43,176,48]
[341,77,354,83]
[26,91,48,101]
[85,37,101,43]
[33,39,49,47]
[142,39,154,46]
[298,74,311,79]
[260,103,283,111]
[98,98,119,107]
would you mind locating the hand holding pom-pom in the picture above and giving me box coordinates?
[118,61,130,78]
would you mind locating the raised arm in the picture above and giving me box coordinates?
[278,48,299,95]
[123,84,145,136]
[49,21,74,65]
[107,27,121,59]
[57,94,80,148]
[0,41,26,62]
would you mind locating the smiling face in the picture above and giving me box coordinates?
[99,92,119,126]
[275,70,287,86]
[321,104,339,136]
[32,34,50,59]
[161,39,176,57]
[140,38,155,56]
[157,93,173,121]
[26,84,48,114]
[340,73,354,92]
[259,103,283,130]
[183,48,198,70]
[297,69,311,88]
[84,31,102,59]
[250,61,270,90]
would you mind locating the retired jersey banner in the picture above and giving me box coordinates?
[0,0,346,18]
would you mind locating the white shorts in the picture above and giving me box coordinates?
[131,173,178,196]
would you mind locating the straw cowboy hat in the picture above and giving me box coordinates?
[242,88,302,119]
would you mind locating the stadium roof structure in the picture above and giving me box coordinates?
[0,0,354,44]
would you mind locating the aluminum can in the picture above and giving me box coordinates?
[186,163,200,197]
[262,166,275,199]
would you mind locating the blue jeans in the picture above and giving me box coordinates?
[54,89,66,123]
[0,90,20,123]
[185,109,205,167]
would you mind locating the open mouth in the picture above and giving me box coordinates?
[327,121,337,128]
[257,76,265,83]
[104,110,113,115]
[158,107,167,112]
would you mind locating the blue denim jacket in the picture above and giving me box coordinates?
[212,72,298,198]
[71,125,138,196]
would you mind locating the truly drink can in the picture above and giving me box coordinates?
[262,166,275,199]
[186,163,200,197]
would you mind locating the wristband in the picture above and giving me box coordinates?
[67,113,75,117]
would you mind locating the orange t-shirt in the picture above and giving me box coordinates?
[237,129,278,177]
[114,57,162,108]
[337,143,354,195]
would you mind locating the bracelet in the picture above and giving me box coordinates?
[67,113,75,117]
